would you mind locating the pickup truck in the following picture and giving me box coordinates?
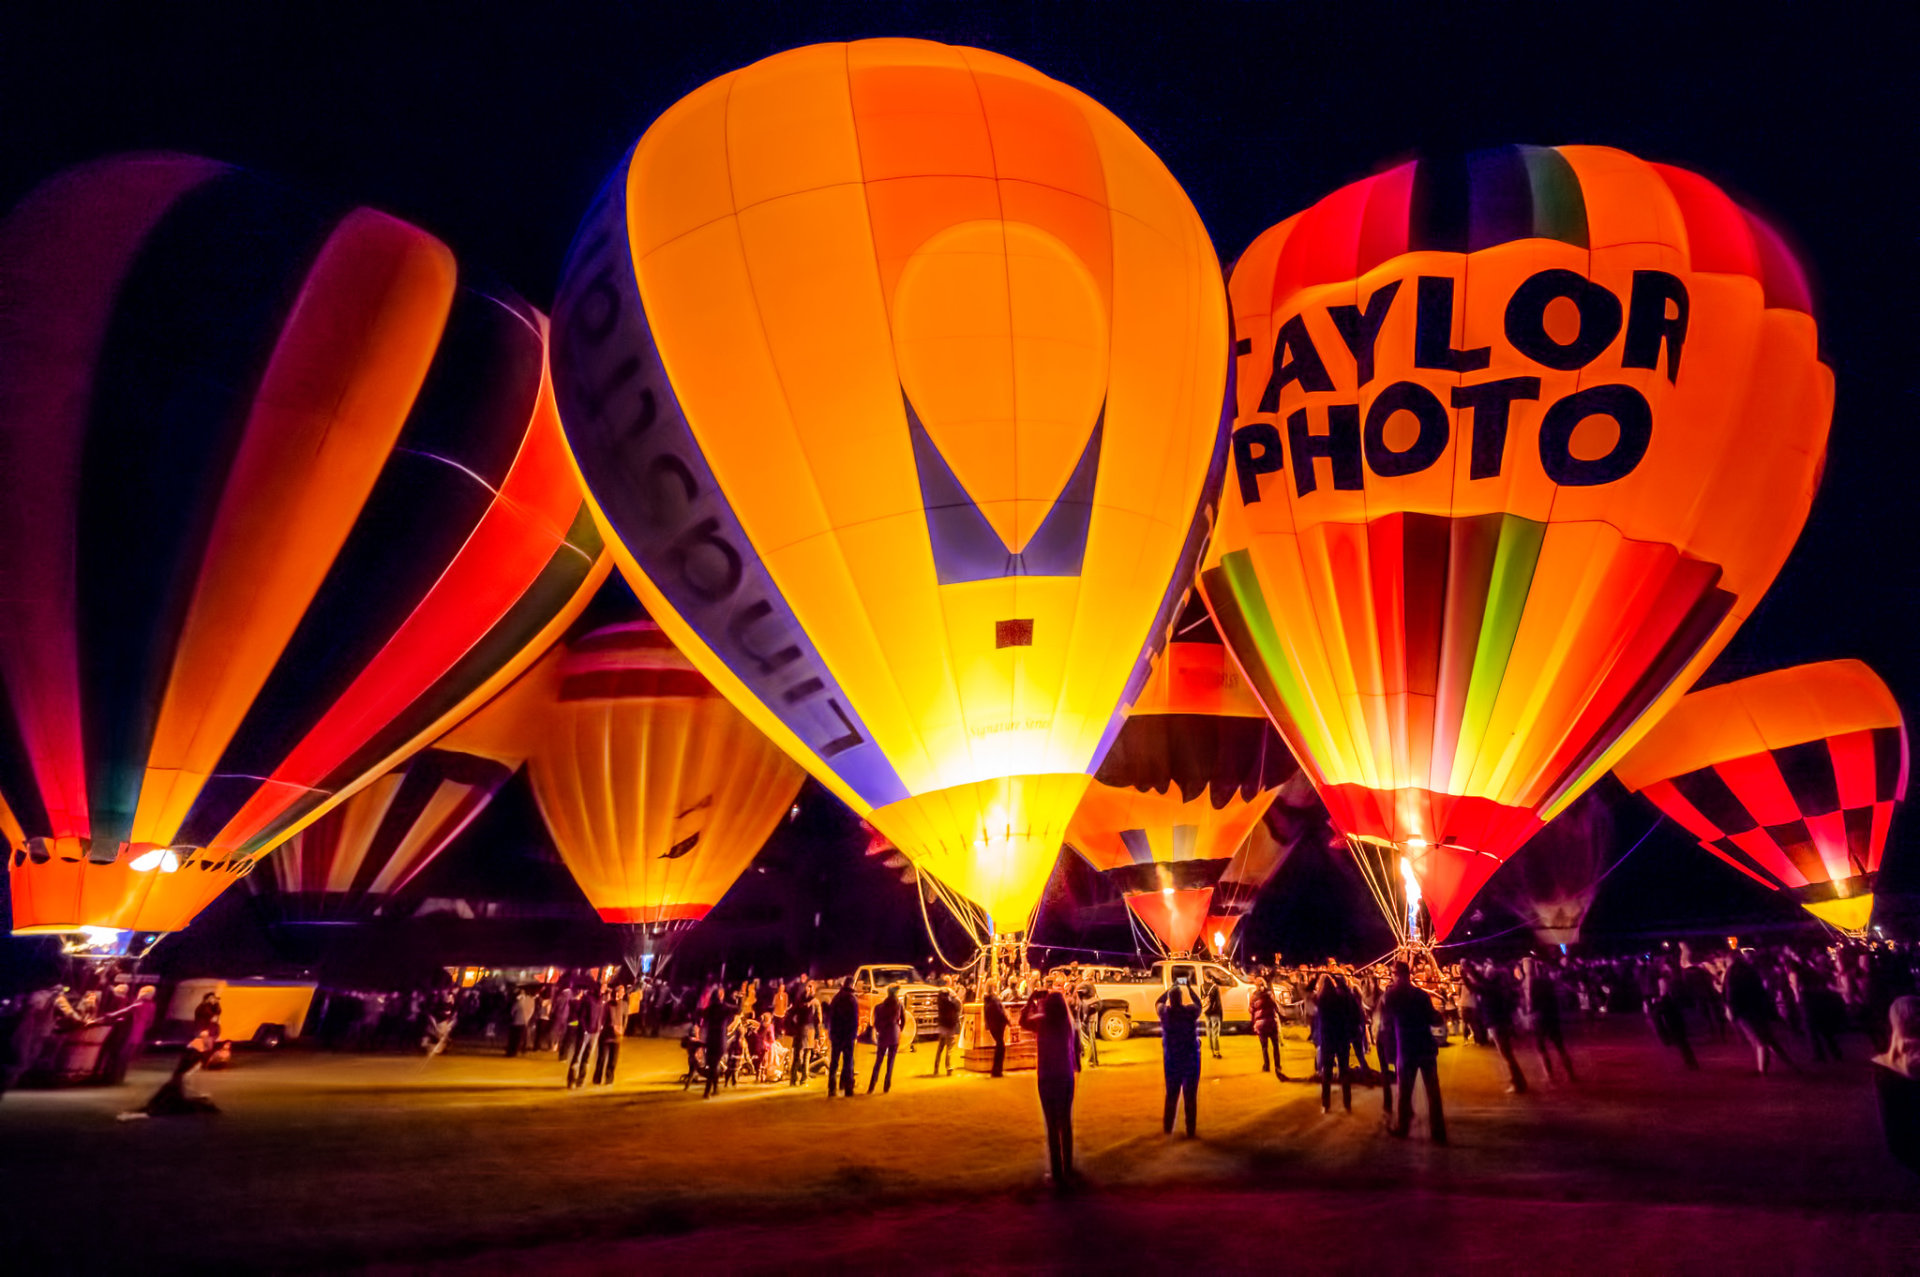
[835,964,943,1042]
[1086,960,1258,1041]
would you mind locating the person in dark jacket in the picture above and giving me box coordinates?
[567,986,606,1090]
[1021,986,1080,1187]
[594,986,629,1085]
[1314,975,1360,1113]
[931,980,963,1077]
[868,986,905,1093]
[983,986,1009,1077]
[787,981,821,1087]
[702,987,739,1098]
[1201,978,1225,1060]
[1726,954,1797,1075]
[1250,977,1286,1078]
[97,986,157,1086]
[826,977,859,1096]
[1470,963,1528,1094]
[1522,958,1576,1082]
[1874,996,1920,1174]
[1384,961,1445,1144]
[1158,985,1203,1137]
[550,985,576,1059]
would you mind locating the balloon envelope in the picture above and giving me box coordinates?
[523,622,805,932]
[0,155,609,935]
[1200,146,1831,939]
[247,748,513,925]
[1068,598,1295,953]
[1615,660,1906,934]
[551,40,1230,934]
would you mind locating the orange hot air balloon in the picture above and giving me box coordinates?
[1616,661,1906,935]
[1200,146,1831,941]
[550,40,1229,936]
[1068,597,1295,954]
[522,623,805,943]
[0,155,608,941]
[1202,771,1323,958]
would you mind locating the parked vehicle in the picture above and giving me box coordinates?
[834,964,941,1041]
[1087,960,1256,1040]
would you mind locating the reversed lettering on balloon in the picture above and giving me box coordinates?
[550,168,909,808]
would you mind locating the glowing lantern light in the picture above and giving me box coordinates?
[1616,660,1906,935]
[0,154,609,938]
[551,40,1230,936]
[1201,145,1831,940]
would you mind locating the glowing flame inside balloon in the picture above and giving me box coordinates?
[128,849,181,874]
[1400,854,1423,941]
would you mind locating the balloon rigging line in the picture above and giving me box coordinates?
[915,870,983,972]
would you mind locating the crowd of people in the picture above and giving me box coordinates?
[5,937,1919,1176]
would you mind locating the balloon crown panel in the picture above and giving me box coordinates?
[1201,144,1832,940]
[0,154,610,936]
[551,40,1231,934]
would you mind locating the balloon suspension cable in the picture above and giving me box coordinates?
[1346,836,1410,948]
[1124,900,1171,961]
[914,869,984,972]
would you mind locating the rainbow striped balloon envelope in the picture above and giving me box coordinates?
[1201,145,1832,939]
[0,155,608,937]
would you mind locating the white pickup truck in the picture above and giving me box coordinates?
[836,963,943,1042]
[1085,960,1257,1041]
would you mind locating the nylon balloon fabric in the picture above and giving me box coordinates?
[1615,660,1906,934]
[521,623,805,932]
[245,748,513,925]
[1067,597,1296,953]
[551,40,1230,935]
[1200,145,1831,941]
[0,155,609,935]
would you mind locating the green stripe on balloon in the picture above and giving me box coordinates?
[1210,552,1337,775]
[1453,515,1547,789]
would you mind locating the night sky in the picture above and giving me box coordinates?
[3,3,1914,968]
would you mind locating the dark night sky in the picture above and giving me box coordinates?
[2,2,1915,960]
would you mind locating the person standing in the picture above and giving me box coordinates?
[787,981,820,1087]
[550,985,576,1059]
[568,986,606,1090]
[868,985,905,1093]
[1726,953,1798,1075]
[1372,977,1398,1121]
[1076,972,1101,1068]
[826,977,858,1097]
[1522,958,1576,1082]
[507,986,533,1057]
[984,985,1009,1078]
[702,986,739,1098]
[1021,986,1080,1188]
[1316,975,1360,1113]
[931,979,962,1077]
[1202,977,1224,1061]
[1250,977,1286,1079]
[1158,985,1203,1137]
[1649,973,1699,1070]
[595,985,629,1085]
[1384,961,1446,1144]
[1472,963,1529,1094]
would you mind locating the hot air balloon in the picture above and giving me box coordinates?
[550,40,1230,938]
[0,154,609,943]
[1067,597,1295,954]
[1483,788,1614,948]
[1199,146,1831,942]
[1202,771,1323,958]
[246,748,514,925]
[1615,660,1906,935]
[520,622,805,958]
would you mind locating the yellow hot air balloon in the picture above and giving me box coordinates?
[550,40,1229,935]
[1200,146,1831,941]
[520,622,804,939]
[1616,661,1906,935]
